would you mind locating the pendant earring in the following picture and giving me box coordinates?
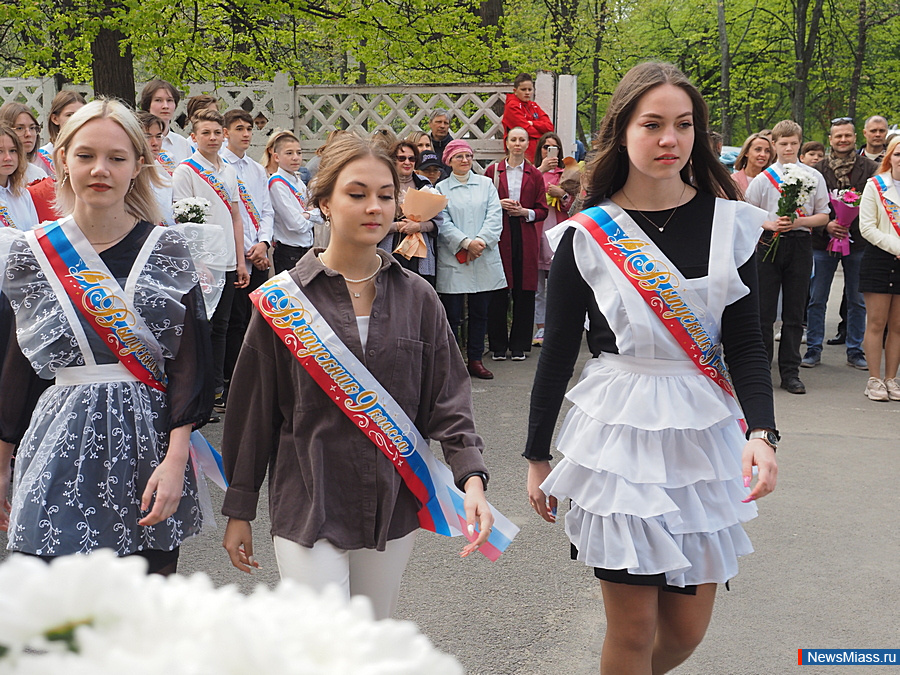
[127,179,135,194]
[59,171,69,188]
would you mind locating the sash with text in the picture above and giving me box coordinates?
[572,207,746,428]
[250,273,519,560]
[872,174,900,238]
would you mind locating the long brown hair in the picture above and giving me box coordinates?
[47,90,87,144]
[0,124,27,192]
[583,62,741,208]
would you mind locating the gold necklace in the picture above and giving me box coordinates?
[621,183,687,232]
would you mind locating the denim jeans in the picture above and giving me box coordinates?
[805,248,866,357]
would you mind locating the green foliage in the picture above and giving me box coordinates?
[2,0,899,143]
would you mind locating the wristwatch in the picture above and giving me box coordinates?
[747,429,779,450]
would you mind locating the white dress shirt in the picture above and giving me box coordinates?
[503,160,535,222]
[221,146,275,253]
[269,167,314,248]
[151,165,175,226]
[172,151,239,269]
[0,183,39,231]
[163,129,192,166]
[744,160,829,232]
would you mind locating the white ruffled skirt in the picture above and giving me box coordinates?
[541,353,756,588]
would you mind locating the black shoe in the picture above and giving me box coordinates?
[213,395,227,413]
[491,351,507,361]
[208,414,221,424]
[511,351,526,361]
[780,377,806,395]
[826,331,846,346]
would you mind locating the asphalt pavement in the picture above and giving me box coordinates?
[3,269,899,674]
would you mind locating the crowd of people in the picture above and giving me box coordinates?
[731,114,899,401]
[0,62,896,673]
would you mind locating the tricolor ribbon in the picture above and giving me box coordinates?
[268,174,306,210]
[36,148,55,177]
[221,158,262,232]
[182,159,233,212]
[572,207,746,430]
[250,273,519,560]
[872,174,900,239]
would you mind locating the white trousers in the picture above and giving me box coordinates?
[273,532,417,620]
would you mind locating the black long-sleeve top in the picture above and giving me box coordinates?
[524,193,776,461]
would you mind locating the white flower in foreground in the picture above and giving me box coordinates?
[173,197,212,225]
[0,551,462,675]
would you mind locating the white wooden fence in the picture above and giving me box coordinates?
[0,73,578,166]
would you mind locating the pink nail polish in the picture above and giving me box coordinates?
[743,476,751,488]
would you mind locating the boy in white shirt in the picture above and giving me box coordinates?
[267,131,316,273]
[745,119,830,395]
[220,108,275,407]
[172,109,249,412]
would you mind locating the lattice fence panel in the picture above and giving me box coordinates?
[0,78,56,124]
[295,84,508,163]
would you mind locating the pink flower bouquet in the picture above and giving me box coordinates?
[827,189,861,256]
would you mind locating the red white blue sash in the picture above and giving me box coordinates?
[36,148,55,177]
[26,218,228,489]
[221,158,261,232]
[763,166,807,218]
[0,203,16,229]
[268,175,306,210]
[250,272,519,560]
[30,220,169,392]
[157,151,176,175]
[182,159,233,212]
[872,174,900,239]
[572,206,745,423]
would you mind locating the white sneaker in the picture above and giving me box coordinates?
[865,377,890,402]
[532,327,544,346]
[884,378,900,401]
[801,328,807,344]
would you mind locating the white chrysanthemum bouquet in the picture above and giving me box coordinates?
[173,197,211,225]
[0,551,462,674]
[763,164,818,261]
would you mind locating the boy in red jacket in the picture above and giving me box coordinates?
[501,73,554,163]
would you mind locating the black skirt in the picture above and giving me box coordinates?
[859,243,900,295]
[571,544,698,595]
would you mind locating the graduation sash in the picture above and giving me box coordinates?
[0,203,16,229]
[762,166,807,218]
[250,273,519,560]
[872,174,900,239]
[26,218,228,488]
[182,159,233,212]
[268,175,306,210]
[221,158,261,232]
[157,151,176,175]
[571,206,745,422]
[36,148,55,177]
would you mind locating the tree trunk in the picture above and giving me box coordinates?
[474,0,509,72]
[847,0,867,120]
[91,27,135,107]
[716,0,732,144]
[790,0,825,128]
[589,0,609,134]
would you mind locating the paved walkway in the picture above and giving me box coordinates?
[3,272,899,674]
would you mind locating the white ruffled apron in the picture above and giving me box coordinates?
[541,199,764,587]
